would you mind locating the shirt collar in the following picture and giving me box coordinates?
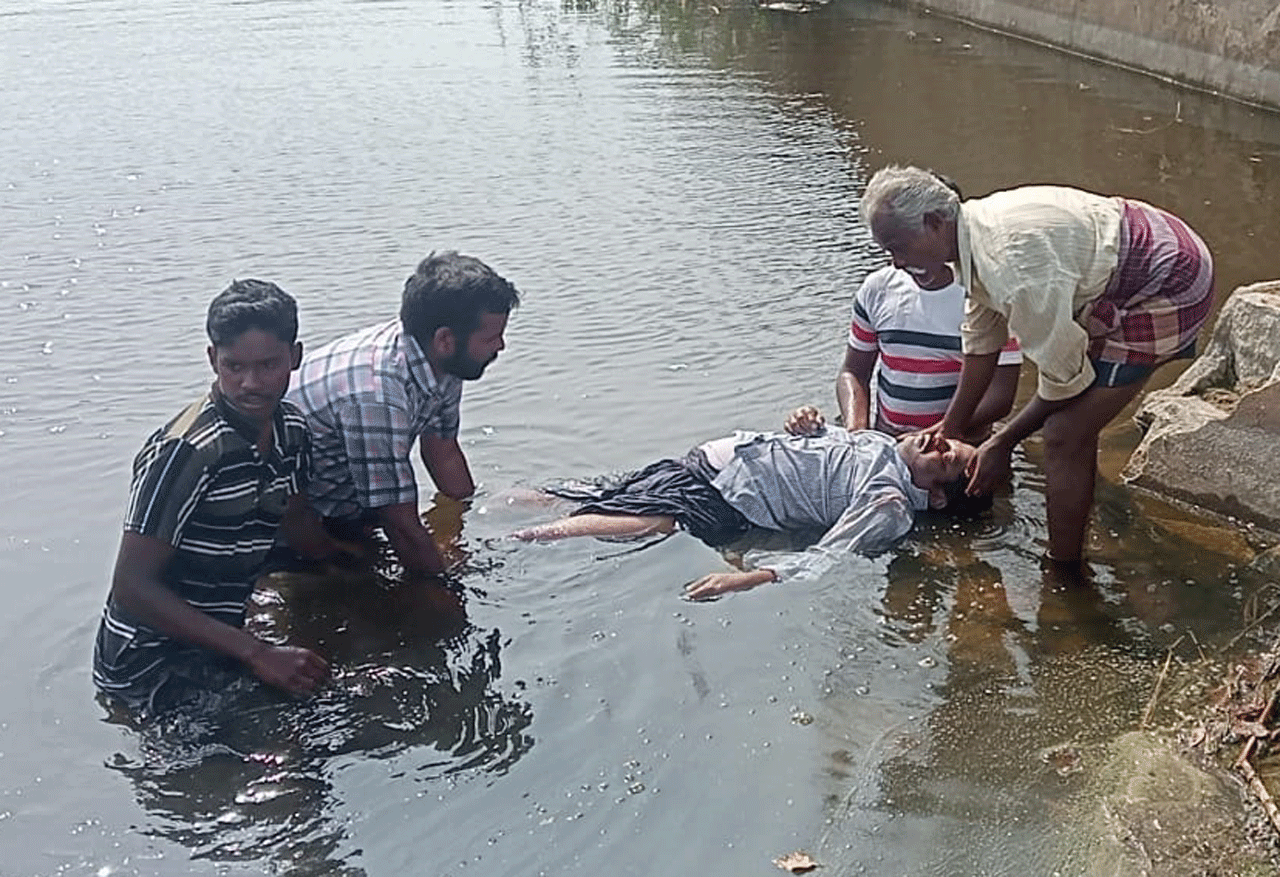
[210,383,281,453]
[400,326,442,398]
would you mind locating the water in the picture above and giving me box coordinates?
[3,0,1280,874]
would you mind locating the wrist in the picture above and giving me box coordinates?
[239,636,270,666]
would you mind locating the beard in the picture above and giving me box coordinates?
[442,348,496,381]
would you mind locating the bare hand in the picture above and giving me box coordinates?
[965,437,1013,496]
[247,643,330,696]
[784,405,826,437]
[684,569,774,601]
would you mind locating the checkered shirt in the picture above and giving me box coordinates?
[287,319,462,518]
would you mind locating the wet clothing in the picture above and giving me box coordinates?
[956,186,1214,401]
[848,265,1022,434]
[555,429,930,583]
[547,449,750,546]
[286,319,462,519]
[93,389,310,713]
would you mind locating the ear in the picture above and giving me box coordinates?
[290,341,303,371]
[207,344,218,373]
[432,325,456,358]
[928,485,948,509]
[922,211,945,232]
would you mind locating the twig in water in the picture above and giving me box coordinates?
[1224,598,1280,653]
[1140,636,1184,728]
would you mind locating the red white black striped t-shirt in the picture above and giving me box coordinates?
[847,266,1021,435]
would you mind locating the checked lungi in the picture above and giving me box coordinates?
[1083,199,1215,369]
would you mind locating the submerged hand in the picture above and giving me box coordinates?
[247,643,330,696]
[784,405,826,437]
[965,437,1013,496]
[684,569,776,601]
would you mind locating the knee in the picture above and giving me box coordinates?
[1042,414,1097,459]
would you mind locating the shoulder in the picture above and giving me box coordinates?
[132,396,230,478]
[277,400,311,445]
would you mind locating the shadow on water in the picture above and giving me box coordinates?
[98,524,535,875]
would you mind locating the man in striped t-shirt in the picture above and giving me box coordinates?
[93,280,332,716]
[837,262,1022,442]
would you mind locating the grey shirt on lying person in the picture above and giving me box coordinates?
[700,427,930,582]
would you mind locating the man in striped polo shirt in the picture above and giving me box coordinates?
[93,280,330,716]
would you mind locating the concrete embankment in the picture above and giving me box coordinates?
[893,0,1280,111]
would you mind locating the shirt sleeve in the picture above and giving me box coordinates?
[743,487,915,582]
[847,276,879,352]
[334,399,420,509]
[967,229,1096,401]
[422,379,462,440]
[123,436,211,546]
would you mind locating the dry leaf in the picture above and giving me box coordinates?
[773,850,819,873]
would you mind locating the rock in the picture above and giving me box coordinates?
[1124,283,1280,535]
[1055,731,1269,876]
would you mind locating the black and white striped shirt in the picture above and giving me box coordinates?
[92,388,310,700]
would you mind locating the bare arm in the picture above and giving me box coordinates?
[836,346,878,431]
[966,391,1078,495]
[420,434,475,500]
[110,532,328,695]
[376,501,449,576]
[965,363,1021,436]
[685,568,776,601]
[939,351,1000,438]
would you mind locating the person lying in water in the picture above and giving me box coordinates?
[513,405,980,601]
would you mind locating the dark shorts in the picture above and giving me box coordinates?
[546,448,750,548]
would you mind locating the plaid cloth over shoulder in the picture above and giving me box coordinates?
[286,319,463,518]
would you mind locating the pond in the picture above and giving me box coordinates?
[4,0,1280,874]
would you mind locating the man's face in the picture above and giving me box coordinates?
[442,311,508,381]
[207,329,301,423]
[871,210,953,280]
[897,431,975,494]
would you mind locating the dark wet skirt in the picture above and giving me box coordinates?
[546,448,750,547]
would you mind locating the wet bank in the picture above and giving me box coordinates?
[5,0,1280,874]
[891,0,1280,111]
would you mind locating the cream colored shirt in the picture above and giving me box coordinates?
[956,186,1123,401]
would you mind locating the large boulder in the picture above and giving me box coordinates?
[1124,282,1280,534]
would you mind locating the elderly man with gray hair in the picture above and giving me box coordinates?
[859,165,1214,568]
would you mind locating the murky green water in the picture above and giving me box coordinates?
[4,0,1280,874]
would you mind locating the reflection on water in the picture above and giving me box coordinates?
[103,569,533,873]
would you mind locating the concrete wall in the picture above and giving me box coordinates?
[899,0,1280,111]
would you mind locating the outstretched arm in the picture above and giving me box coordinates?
[110,532,328,695]
[377,501,450,576]
[421,434,475,500]
[685,568,776,601]
[965,362,1021,437]
[939,351,1000,438]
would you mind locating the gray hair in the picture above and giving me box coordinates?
[860,165,960,239]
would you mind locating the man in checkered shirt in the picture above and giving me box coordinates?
[287,252,520,577]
